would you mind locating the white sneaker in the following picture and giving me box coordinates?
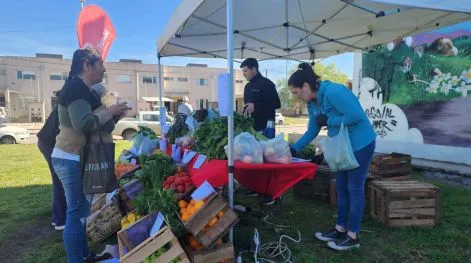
[54,225,65,231]
[51,222,56,227]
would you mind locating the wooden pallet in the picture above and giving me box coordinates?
[87,198,123,242]
[183,242,234,263]
[293,165,334,202]
[329,176,374,206]
[118,213,189,263]
[179,193,239,249]
[369,180,440,227]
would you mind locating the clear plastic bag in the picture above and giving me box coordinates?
[318,122,359,172]
[261,134,292,164]
[225,132,263,164]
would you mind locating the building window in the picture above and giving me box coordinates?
[198,78,208,86]
[178,77,188,82]
[235,80,244,83]
[50,72,68,81]
[163,77,173,81]
[116,75,132,84]
[143,76,158,84]
[17,70,36,80]
[196,99,209,109]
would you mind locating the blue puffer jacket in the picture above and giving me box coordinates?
[293,80,376,152]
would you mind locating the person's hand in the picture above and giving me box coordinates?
[109,102,128,117]
[316,114,328,127]
[244,103,255,114]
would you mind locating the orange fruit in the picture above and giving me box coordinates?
[190,199,196,205]
[178,200,187,209]
[208,217,218,228]
[182,213,190,222]
[179,208,187,215]
[194,200,204,210]
[186,206,196,216]
[217,211,224,218]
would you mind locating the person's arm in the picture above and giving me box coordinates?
[293,105,321,151]
[326,86,364,127]
[68,99,113,133]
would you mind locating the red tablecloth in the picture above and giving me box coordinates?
[186,154,317,199]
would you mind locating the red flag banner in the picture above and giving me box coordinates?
[77,5,116,60]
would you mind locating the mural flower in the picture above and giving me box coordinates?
[441,82,452,95]
[460,68,471,84]
[455,81,469,97]
[426,82,439,93]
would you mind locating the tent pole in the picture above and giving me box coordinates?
[226,0,235,243]
[157,54,165,132]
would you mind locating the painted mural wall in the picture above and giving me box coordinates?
[358,21,471,148]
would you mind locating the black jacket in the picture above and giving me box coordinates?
[243,72,281,130]
[37,91,62,147]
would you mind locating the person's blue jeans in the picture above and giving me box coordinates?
[52,157,91,263]
[335,141,375,234]
[37,140,67,226]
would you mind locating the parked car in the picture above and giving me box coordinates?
[0,123,30,144]
[275,112,285,125]
[113,111,174,140]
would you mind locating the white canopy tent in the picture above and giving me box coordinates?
[156,0,470,241]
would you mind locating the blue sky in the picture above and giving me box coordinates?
[0,0,353,82]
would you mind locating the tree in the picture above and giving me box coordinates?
[277,62,350,113]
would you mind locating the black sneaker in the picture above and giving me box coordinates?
[314,228,346,242]
[84,251,112,263]
[245,190,259,197]
[327,234,360,251]
[261,195,276,206]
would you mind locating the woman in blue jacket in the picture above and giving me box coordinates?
[289,63,376,251]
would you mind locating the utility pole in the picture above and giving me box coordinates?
[80,0,86,10]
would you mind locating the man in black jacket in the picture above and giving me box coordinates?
[241,58,281,134]
[241,58,281,205]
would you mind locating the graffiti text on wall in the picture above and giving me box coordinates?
[365,106,397,138]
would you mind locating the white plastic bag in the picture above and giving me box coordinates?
[225,132,263,164]
[318,122,359,172]
[261,134,292,164]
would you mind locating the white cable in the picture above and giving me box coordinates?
[252,221,302,263]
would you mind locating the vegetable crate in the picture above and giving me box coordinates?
[87,197,123,242]
[293,165,334,202]
[119,179,144,212]
[329,176,374,206]
[90,193,107,214]
[369,181,440,227]
[369,153,412,180]
[183,242,234,263]
[118,212,189,263]
[179,193,239,249]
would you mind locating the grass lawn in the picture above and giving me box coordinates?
[1,142,470,262]
[283,117,308,126]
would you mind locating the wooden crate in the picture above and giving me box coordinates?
[118,213,189,263]
[369,180,440,227]
[369,153,412,179]
[329,176,374,206]
[87,198,123,242]
[119,179,143,212]
[293,165,333,202]
[183,242,234,263]
[180,193,239,249]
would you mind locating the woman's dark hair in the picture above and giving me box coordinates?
[68,48,101,79]
[288,62,321,92]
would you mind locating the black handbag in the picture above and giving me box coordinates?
[81,133,117,194]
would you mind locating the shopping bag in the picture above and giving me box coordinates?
[82,135,117,194]
[318,122,359,172]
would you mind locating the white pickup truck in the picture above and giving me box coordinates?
[113,111,174,140]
